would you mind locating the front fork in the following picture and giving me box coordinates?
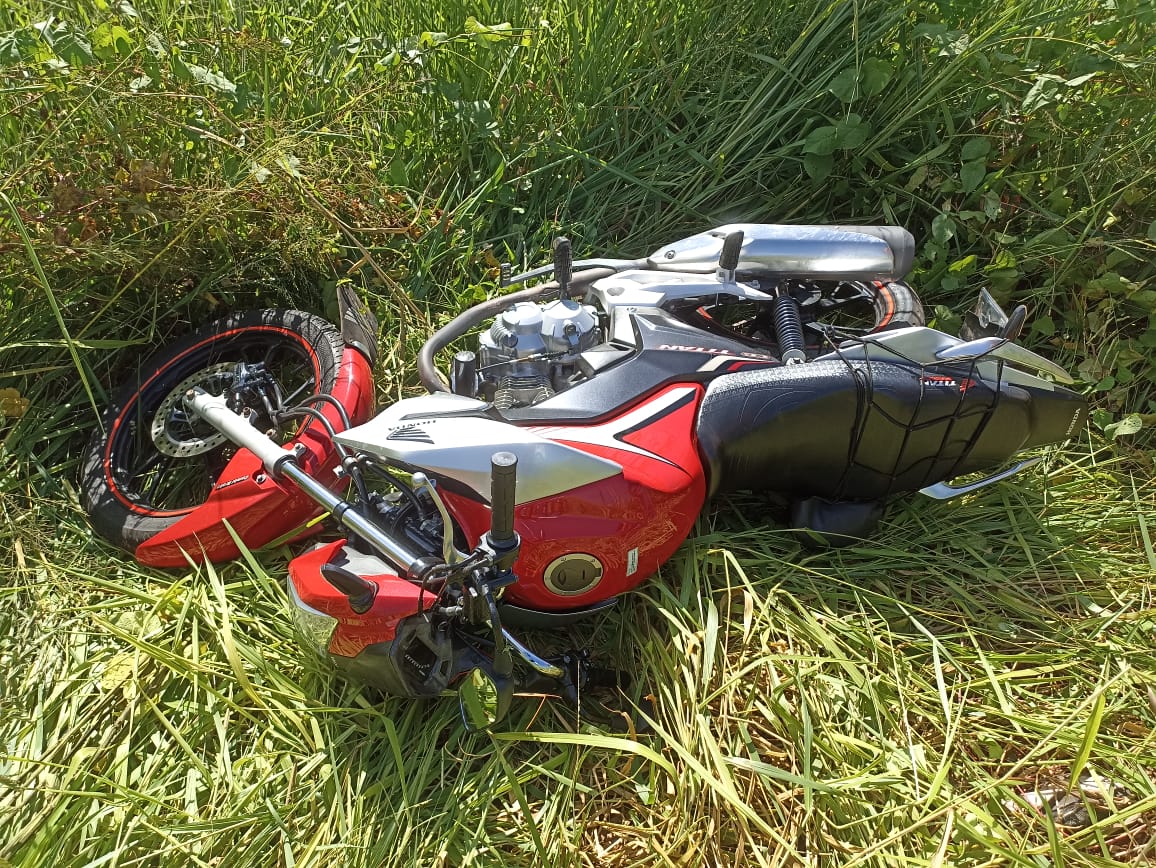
[186,388,434,574]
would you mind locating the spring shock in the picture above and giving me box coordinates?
[773,293,807,363]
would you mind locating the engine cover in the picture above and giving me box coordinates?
[477,298,602,408]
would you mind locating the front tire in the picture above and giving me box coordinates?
[80,310,345,553]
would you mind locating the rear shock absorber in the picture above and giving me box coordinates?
[773,290,807,364]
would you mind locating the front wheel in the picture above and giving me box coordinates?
[80,310,345,553]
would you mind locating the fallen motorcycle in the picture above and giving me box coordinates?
[80,224,1087,726]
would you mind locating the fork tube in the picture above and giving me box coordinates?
[275,462,431,575]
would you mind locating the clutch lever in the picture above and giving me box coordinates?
[410,472,465,565]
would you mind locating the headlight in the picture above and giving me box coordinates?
[286,577,338,652]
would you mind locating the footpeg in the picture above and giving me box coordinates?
[919,457,1041,500]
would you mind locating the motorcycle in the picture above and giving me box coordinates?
[80,224,1087,727]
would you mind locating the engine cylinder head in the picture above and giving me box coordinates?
[477,298,602,409]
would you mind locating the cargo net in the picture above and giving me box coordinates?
[808,324,1009,499]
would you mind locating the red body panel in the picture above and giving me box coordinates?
[441,384,707,610]
[288,540,431,656]
[135,348,375,567]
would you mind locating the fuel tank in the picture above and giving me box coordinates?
[336,385,708,610]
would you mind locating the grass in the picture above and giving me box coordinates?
[2,0,1155,864]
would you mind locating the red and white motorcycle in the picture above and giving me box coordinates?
[81,225,1086,724]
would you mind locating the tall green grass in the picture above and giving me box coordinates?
[2,0,1155,864]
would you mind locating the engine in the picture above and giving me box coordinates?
[476,298,602,409]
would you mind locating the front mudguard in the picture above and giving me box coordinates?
[135,347,374,567]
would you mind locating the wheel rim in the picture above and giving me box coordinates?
[104,327,321,516]
[799,281,885,338]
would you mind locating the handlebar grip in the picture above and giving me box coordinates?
[1002,304,1028,341]
[719,230,744,272]
[489,452,518,545]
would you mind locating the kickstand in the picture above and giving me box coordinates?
[537,651,654,734]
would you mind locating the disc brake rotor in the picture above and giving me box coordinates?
[150,363,239,458]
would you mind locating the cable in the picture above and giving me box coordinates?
[359,456,427,518]
[276,406,370,504]
[288,392,353,430]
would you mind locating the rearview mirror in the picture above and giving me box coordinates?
[459,667,510,731]
[961,288,1027,342]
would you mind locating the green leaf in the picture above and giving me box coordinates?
[1022,73,1064,113]
[1086,272,1136,298]
[92,23,133,61]
[986,249,1016,271]
[931,213,956,244]
[172,54,191,81]
[1147,220,1156,242]
[145,30,166,58]
[388,158,409,186]
[803,153,833,181]
[982,191,1001,220]
[185,62,236,94]
[1033,315,1056,336]
[418,31,449,49]
[34,19,94,66]
[933,304,961,331]
[802,126,838,156]
[986,268,1021,295]
[861,57,892,98]
[960,137,990,161]
[960,159,987,193]
[0,28,39,65]
[464,16,513,44]
[1104,414,1142,439]
[276,154,303,178]
[947,255,976,274]
[829,67,857,103]
[833,114,870,150]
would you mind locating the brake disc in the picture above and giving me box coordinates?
[149,363,238,457]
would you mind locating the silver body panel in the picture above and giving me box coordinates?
[816,326,1069,392]
[335,394,623,503]
[586,269,772,345]
[647,224,901,280]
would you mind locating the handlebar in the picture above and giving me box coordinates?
[719,229,744,272]
[486,452,519,557]
[552,237,573,295]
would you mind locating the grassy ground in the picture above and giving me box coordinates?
[2,0,1155,865]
